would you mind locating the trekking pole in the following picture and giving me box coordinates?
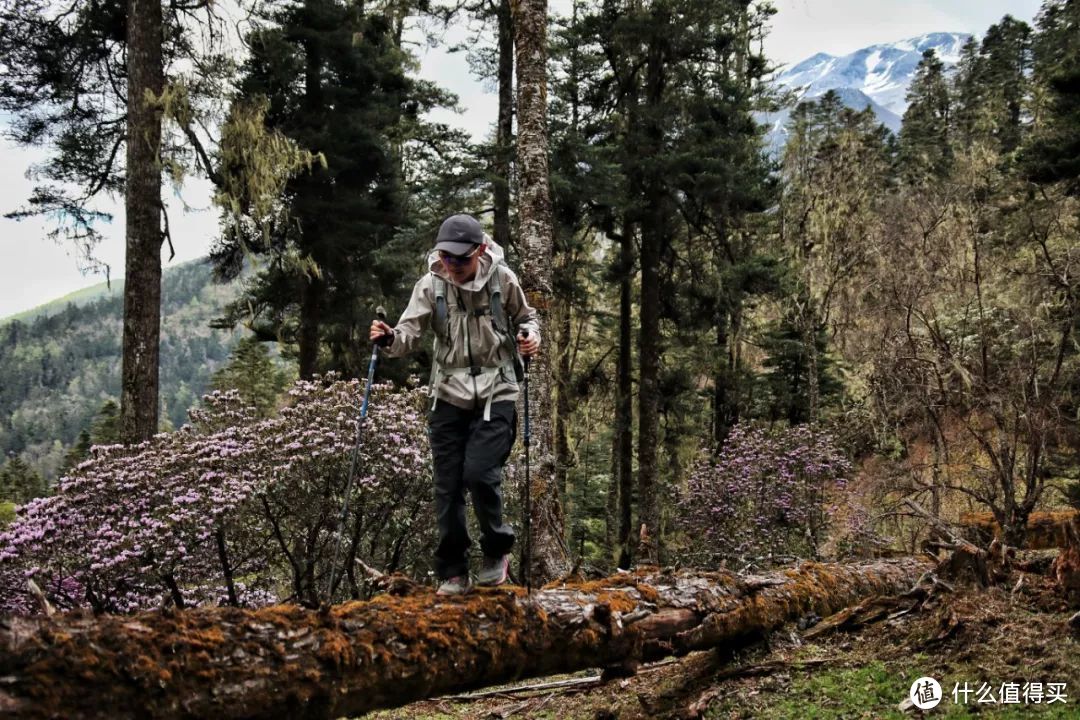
[327,306,387,603]
[520,330,532,595]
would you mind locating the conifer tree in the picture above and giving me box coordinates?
[569,0,776,564]
[548,0,621,555]
[60,431,92,478]
[58,399,123,475]
[951,37,984,150]
[90,400,121,445]
[465,0,516,247]
[513,0,571,581]
[779,100,892,426]
[0,0,166,441]
[900,49,953,181]
[1024,0,1080,192]
[0,0,281,442]
[212,0,444,378]
[493,0,515,249]
[0,455,45,505]
[758,313,841,425]
[211,337,289,418]
[975,15,1034,155]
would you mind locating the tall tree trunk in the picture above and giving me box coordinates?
[606,410,618,562]
[636,28,668,566]
[553,0,582,546]
[119,0,165,443]
[616,218,635,569]
[712,220,738,448]
[712,318,732,448]
[512,0,569,583]
[613,6,641,567]
[553,241,573,551]
[727,302,743,424]
[554,265,572,500]
[637,230,660,565]
[493,0,514,249]
[802,300,820,423]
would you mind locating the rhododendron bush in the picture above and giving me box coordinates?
[678,424,851,568]
[0,376,434,615]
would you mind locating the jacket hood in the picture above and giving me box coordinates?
[427,233,505,291]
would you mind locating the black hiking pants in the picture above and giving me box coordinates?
[429,400,517,580]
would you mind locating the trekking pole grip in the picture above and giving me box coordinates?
[519,329,531,371]
[361,306,388,419]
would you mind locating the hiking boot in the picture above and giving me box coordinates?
[436,575,470,595]
[477,554,510,586]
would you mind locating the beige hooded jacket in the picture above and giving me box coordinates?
[379,238,541,416]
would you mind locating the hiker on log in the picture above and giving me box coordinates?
[369,213,540,595]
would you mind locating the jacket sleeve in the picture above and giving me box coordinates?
[502,267,541,343]
[381,275,433,358]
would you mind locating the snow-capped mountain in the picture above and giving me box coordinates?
[762,32,972,152]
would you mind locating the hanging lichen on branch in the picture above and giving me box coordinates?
[213,97,327,243]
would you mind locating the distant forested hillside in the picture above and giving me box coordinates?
[0,259,241,481]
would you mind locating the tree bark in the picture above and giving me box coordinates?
[616,218,635,569]
[554,244,572,501]
[604,426,616,558]
[0,558,930,719]
[119,0,165,443]
[636,23,669,565]
[712,313,740,448]
[511,0,569,583]
[493,0,514,249]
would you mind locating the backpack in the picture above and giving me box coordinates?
[428,261,524,418]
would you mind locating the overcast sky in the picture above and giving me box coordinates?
[0,0,1044,319]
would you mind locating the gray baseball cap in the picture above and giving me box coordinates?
[434,214,484,256]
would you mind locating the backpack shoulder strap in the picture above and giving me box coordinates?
[428,272,449,411]
[431,272,449,343]
[487,261,525,382]
[486,261,510,335]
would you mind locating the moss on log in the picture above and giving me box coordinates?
[0,558,930,719]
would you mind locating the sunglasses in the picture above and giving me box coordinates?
[439,247,481,266]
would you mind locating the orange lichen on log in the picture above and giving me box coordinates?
[959,510,1080,549]
[0,558,930,719]
[546,568,664,605]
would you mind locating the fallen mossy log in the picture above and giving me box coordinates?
[0,557,930,719]
[959,510,1079,549]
